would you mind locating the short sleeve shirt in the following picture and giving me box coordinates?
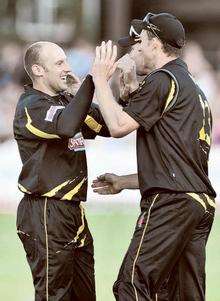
[124,58,216,198]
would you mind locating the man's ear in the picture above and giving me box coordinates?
[32,64,44,77]
[153,38,162,51]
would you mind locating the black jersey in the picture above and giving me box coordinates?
[124,58,216,197]
[13,76,110,201]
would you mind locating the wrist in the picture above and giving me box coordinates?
[92,75,108,84]
[117,176,128,190]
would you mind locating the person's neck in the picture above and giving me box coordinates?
[33,82,57,97]
[154,55,178,70]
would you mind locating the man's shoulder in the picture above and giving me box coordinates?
[17,89,54,111]
[138,70,172,95]
[144,69,171,85]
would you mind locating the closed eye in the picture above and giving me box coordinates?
[56,60,64,66]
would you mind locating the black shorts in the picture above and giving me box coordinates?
[113,192,215,301]
[17,194,95,301]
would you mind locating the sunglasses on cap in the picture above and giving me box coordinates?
[129,12,161,40]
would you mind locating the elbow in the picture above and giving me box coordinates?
[58,126,79,138]
[109,127,126,138]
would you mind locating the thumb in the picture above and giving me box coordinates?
[103,173,117,183]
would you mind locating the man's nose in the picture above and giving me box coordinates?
[64,62,71,73]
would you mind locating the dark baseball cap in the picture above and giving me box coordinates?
[118,12,185,49]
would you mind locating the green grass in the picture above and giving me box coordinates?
[0,207,219,301]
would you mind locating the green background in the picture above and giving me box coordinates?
[0,206,219,301]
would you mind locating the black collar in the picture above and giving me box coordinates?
[24,84,72,102]
[162,57,188,70]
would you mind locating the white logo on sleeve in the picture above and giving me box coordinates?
[68,132,85,152]
[45,106,65,122]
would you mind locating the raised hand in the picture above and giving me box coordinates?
[92,173,122,195]
[66,73,81,95]
[91,40,118,81]
[117,54,139,100]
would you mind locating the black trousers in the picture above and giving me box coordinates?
[113,193,215,301]
[17,195,95,301]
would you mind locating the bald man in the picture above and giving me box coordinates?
[13,41,111,301]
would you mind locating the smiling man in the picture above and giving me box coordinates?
[91,13,216,301]
[13,41,110,301]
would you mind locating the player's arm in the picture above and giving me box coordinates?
[92,41,139,138]
[17,75,95,140]
[92,41,173,137]
[82,55,139,139]
[56,75,94,137]
[81,103,110,139]
[92,173,139,195]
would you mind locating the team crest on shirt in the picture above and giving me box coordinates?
[68,132,85,152]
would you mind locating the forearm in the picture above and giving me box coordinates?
[94,78,125,135]
[57,75,94,137]
[118,173,139,190]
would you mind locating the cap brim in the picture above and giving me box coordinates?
[131,19,145,33]
[118,19,145,47]
[118,36,137,47]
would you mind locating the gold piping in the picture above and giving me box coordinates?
[61,178,86,201]
[203,193,216,208]
[186,193,207,211]
[163,80,175,112]
[42,179,70,197]
[131,194,159,301]
[25,107,60,139]
[43,198,49,301]
[18,183,31,194]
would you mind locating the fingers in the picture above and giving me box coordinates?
[100,41,106,61]
[111,45,118,64]
[93,187,112,195]
[93,41,117,80]
[117,54,135,74]
[97,174,107,181]
[66,73,81,84]
[100,173,115,182]
[93,173,116,183]
[119,72,126,90]
[91,179,111,194]
[117,54,129,67]
[106,40,112,60]
[91,180,109,188]
[95,46,100,64]
[96,40,117,62]
[71,72,81,83]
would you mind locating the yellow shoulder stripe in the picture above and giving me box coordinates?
[61,178,86,200]
[198,95,211,146]
[25,107,60,139]
[199,127,211,146]
[203,193,216,208]
[42,179,70,197]
[18,183,32,194]
[163,79,175,112]
[186,193,206,210]
[85,115,102,133]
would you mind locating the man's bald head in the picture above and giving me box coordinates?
[24,41,60,80]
